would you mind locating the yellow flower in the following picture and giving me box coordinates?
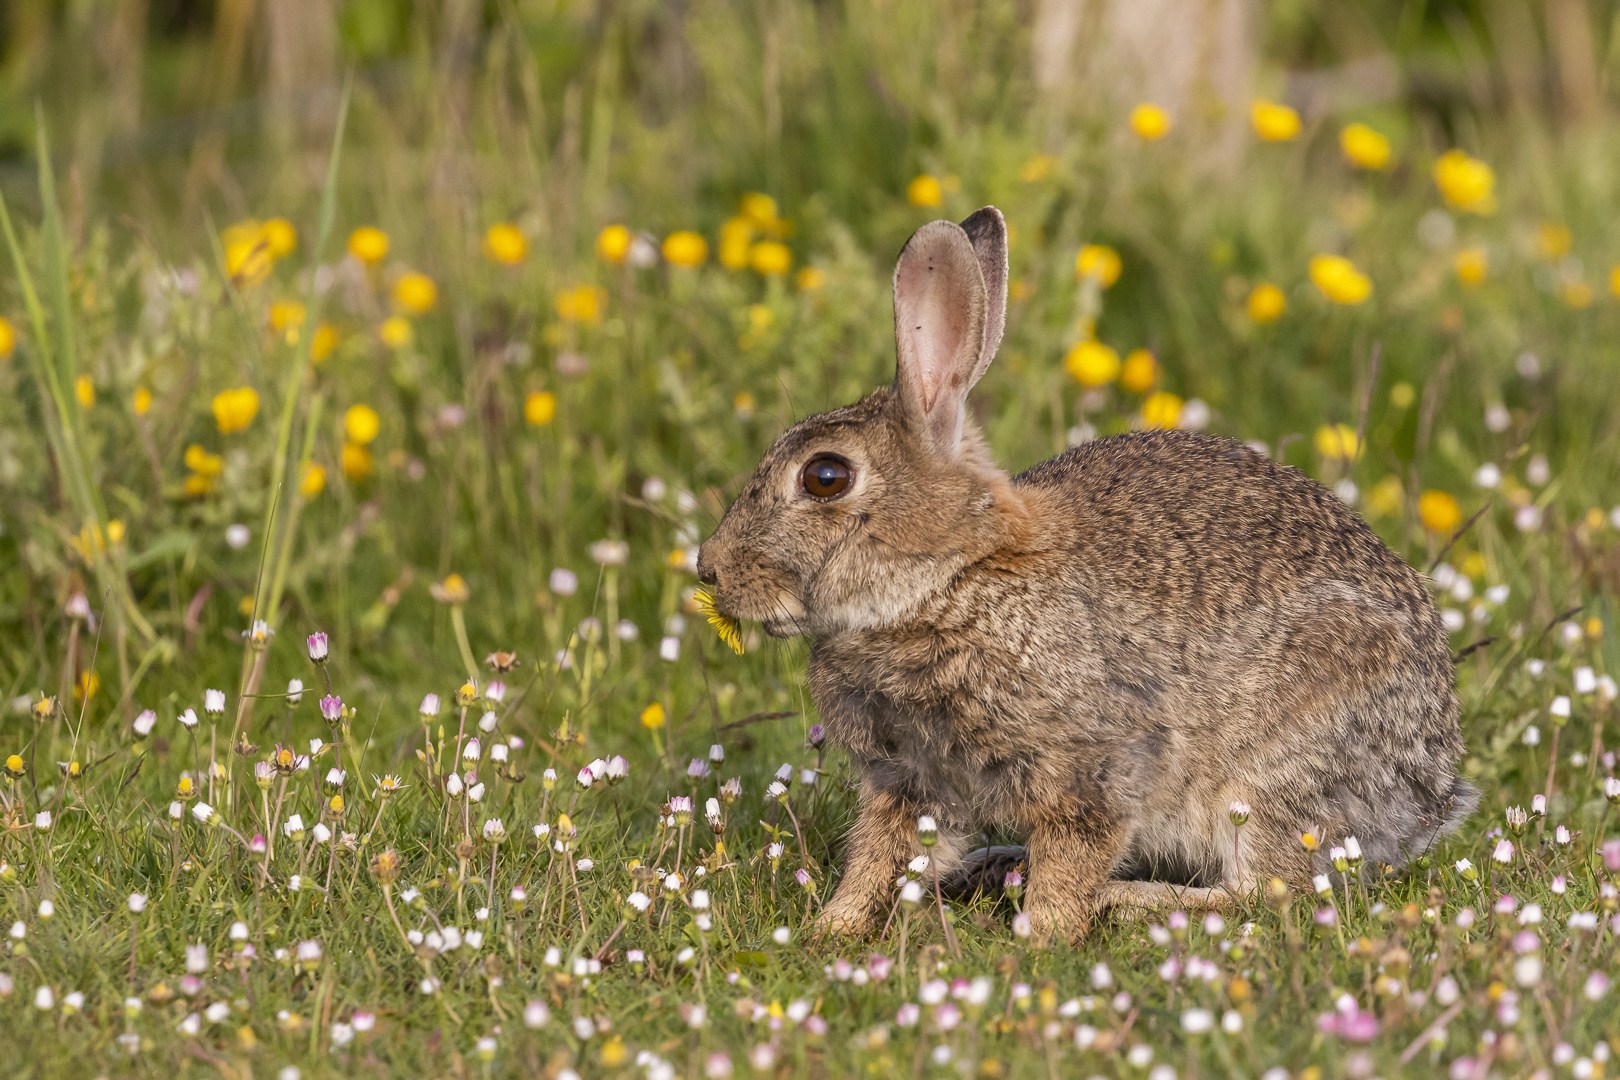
[184,473,214,496]
[1250,99,1301,141]
[555,285,605,323]
[1019,155,1057,182]
[184,444,224,476]
[662,231,709,268]
[1247,282,1287,323]
[1314,423,1362,461]
[1308,255,1372,305]
[0,315,15,359]
[133,386,151,417]
[796,266,826,291]
[5,753,23,778]
[749,241,792,276]
[640,703,666,730]
[106,520,124,545]
[1609,264,1620,298]
[734,392,756,417]
[176,776,194,799]
[1141,391,1183,430]
[393,272,437,315]
[341,442,372,481]
[1339,123,1391,170]
[1419,490,1462,534]
[1119,348,1158,393]
[524,390,557,427]
[1366,476,1404,518]
[695,584,745,655]
[344,404,380,445]
[600,1038,627,1068]
[1064,340,1121,386]
[1586,617,1603,640]
[75,374,95,409]
[1453,246,1488,286]
[300,463,326,498]
[1389,382,1415,408]
[739,193,781,231]
[1129,104,1172,141]
[348,226,390,265]
[907,175,943,207]
[1075,244,1122,287]
[1535,223,1571,261]
[1461,552,1487,579]
[595,224,631,264]
[212,387,260,434]
[1300,830,1320,851]
[225,235,272,288]
[73,671,98,703]
[483,223,528,266]
[1562,280,1593,309]
[310,322,339,363]
[1432,150,1495,214]
[269,300,306,336]
[329,793,344,816]
[719,217,754,269]
[262,217,297,258]
[378,317,412,348]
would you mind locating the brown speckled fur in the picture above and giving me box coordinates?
[696,207,1474,945]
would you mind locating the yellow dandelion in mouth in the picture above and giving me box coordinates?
[694,585,744,656]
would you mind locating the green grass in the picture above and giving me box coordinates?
[1,3,1620,1076]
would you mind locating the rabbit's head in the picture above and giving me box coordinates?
[698,207,1023,638]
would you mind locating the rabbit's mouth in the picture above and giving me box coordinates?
[753,589,810,638]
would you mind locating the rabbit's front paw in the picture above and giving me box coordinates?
[1025,901,1090,947]
[812,900,879,942]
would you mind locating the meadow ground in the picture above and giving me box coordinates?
[2,4,1620,1077]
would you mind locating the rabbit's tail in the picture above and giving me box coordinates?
[940,844,1027,901]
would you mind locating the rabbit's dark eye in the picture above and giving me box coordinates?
[800,455,852,500]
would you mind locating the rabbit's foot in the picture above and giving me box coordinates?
[811,902,879,942]
[1094,880,1241,914]
[1024,899,1092,947]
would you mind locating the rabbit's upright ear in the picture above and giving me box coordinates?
[958,206,1008,376]
[892,214,995,458]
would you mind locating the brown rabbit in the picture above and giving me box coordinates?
[695,206,1474,944]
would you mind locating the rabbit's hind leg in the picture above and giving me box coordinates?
[1093,880,1240,914]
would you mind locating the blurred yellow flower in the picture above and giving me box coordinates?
[74,671,99,703]
[907,175,943,207]
[734,392,756,417]
[262,217,297,258]
[1243,282,1286,324]
[1609,264,1620,298]
[301,463,326,497]
[719,218,754,269]
[1561,280,1593,308]
[184,444,223,476]
[1461,551,1487,579]
[225,236,272,288]
[310,322,339,363]
[345,404,381,445]
[133,386,152,416]
[1587,617,1603,640]
[348,226,390,265]
[749,240,792,276]
[1389,381,1415,408]
[1453,246,1488,286]
[1141,391,1184,430]
[1120,348,1158,393]
[341,442,373,480]
[269,300,306,334]
[555,285,605,323]
[1308,255,1372,305]
[739,193,780,231]
[379,316,413,347]
[0,315,15,358]
[796,266,826,291]
[1339,123,1391,170]
[1064,340,1120,386]
[483,223,528,266]
[183,473,214,496]
[524,390,557,427]
[640,702,666,729]
[596,224,631,265]
[1419,490,1462,534]
[1129,104,1171,141]
[1250,99,1301,141]
[393,272,437,315]
[106,519,124,545]
[662,231,709,267]
[1314,423,1362,461]
[1432,150,1495,214]
[1019,155,1057,182]
[1075,244,1122,287]
[1535,223,1571,260]
[75,374,95,409]
[212,387,260,434]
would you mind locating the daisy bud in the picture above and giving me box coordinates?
[687,758,710,780]
[313,823,331,844]
[128,893,147,914]
[709,743,725,763]
[1329,847,1348,873]
[179,708,199,729]
[467,783,484,803]
[462,738,481,763]
[575,766,594,789]
[719,777,741,804]
[319,695,343,725]
[1604,776,1620,805]
[775,763,794,785]
[605,755,629,784]
[1493,839,1515,864]
[306,632,329,663]
[1454,858,1477,881]
[899,880,924,908]
[1531,794,1547,817]
[204,689,226,717]
[419,693,440,720]
[1505,806,1527,835]
[1343,835,1362,866]
[540,768,557,791]
[1228,800,1250,826]
[133,709,157,738]
[482,818,507,843]
[286,679,304,705]
[918,815,938,848]
[254,761,274,790]
[323,767,346,793]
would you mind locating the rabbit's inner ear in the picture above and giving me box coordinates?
[892,220,988,458]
